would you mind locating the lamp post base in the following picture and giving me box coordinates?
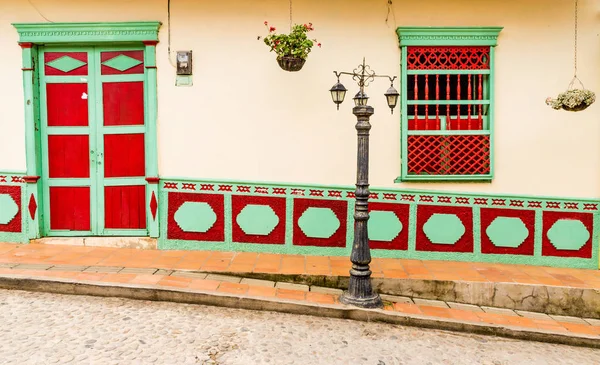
[339,290,383,309]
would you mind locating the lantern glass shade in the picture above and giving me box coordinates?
[353,91,369,106]
[385,86,400,113]
[329,82,347,109]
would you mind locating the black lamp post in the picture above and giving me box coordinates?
[329,58,399,309]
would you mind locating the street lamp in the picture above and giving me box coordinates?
[384,85,400,114]
[329,58,399,309]
[329,82,347,110]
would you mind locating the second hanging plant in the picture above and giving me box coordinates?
[261,21,321,72]
[545,0,595,112]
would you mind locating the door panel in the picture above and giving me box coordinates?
[46,83,89,126]
[103,134,145,178]
[102,82,145,126]
[49,186,91,231]
[100,50,144,75]
[41,46,149,236]
[44,52,88,76]
[104,185,146,229]
[47,135,90,178]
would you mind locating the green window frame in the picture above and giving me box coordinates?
[395,27,503,182]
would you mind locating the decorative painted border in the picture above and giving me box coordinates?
[158,177,600,269]
[0,173,26,185]
[396,27,503,46]
[160,178,599,213]
[12,22,161,44]
[0,172,29,243]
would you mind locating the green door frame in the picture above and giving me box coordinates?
[13,22,162,238]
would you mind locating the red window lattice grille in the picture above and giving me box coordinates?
[406,46,490,70]
[407,135,490,176]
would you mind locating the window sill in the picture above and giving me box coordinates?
[395,175,493,183]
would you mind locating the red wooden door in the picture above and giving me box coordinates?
[42,50,94,234]
[99,49,147,233]
[41,47,148,236]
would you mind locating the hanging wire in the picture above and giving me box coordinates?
[289,0,293,31]
[568,0,585,90]
[167,0,176,68]
[385,0,397,28]
[574,0,578,77]
[28,0,53,23]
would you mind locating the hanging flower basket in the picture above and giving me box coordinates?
[546,88,596,112]
[545,1,595,112]
[277,55,306,72]
[259,22,320,72]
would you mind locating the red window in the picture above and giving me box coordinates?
[404,46,493,178]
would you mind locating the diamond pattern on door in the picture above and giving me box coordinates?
[44,52,88,76]
[46,56,87,73]
[102,55,143,72]
[101,51,144,75]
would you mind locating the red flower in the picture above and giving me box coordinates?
[317,43,321,48]
[264,21,268,25]
[269,26,276,32]
[274,40,280,45]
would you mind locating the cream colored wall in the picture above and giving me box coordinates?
[1,0,599,198]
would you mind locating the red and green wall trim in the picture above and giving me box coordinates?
[156,177,599,270]
[0,172,28,244]
[0,174,599,269]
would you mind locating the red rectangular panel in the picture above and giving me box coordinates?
[49,187,90,231]
[48,135,89,178]
[368,202,409,250]
[480,208,535,256]
[167,192,225,242]
[47,83,89,127]
[104,185,146,229]
[104,134,145,178]
[44,52,88,76]
[103,82,144,126]
[292,198,347,247]
[408,117,441,131]
[416,205,474,253]
[448,117,483,130]
[0,186,22,233]
[542,211,593,259]
[231,195,286,245]
[101,51,144,75]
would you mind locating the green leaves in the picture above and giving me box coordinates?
[261,23,319,60]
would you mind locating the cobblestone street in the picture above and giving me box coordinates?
[0,290,598,365]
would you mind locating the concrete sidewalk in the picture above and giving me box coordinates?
[0,242,599,348]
